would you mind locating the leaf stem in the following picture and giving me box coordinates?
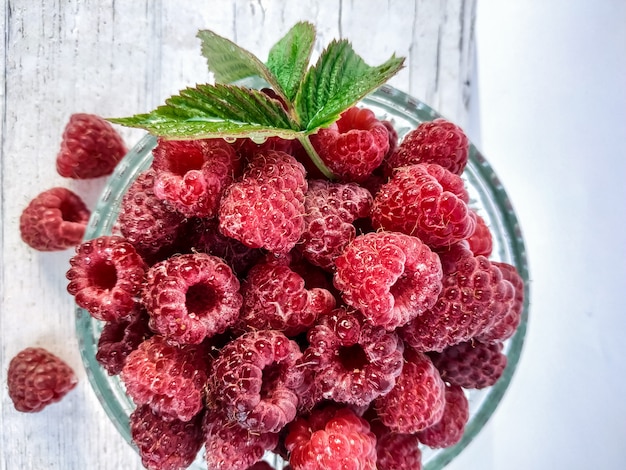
[297,134,335,180]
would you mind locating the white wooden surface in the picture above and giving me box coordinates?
[0,1,476,469]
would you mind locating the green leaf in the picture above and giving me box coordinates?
[266,21,316,102]
[295,39,405,132]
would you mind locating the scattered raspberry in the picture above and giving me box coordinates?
[284,405,377,470]
[120,335,209,422]
[299,307,404,408]
[372,163,476,248]
[203,406,279,470]
[7,347,78,412]
[219,150,307,254]
[417,384,469,448]
[374,348,446,433]
[96,307,153,375]
[19,187,90,251]
[385,118,469,175]
[300,179,373,270]
[237,257,336,336]
[118,168,185,263]
[429,340,507,389]
[66,235,147,322]
[400,243,515,352]
[56,113,127,178]
[130,404,204,470]
[210,330,303,433]
[152,137,241,217]
[466,211,493,257]
[333,231,443,330]
[310,106,389,183]
[142,253,242,345]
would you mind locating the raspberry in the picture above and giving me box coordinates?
[203,406,279,470]
[66,235,147,322]
[219,151,307,254]
[429,340,507,389]
[130,404,203,470]
[142,253,242,345]
[476,261,524,343]
[372,163,477,248]
[118,168,185,263]
[96,307,153,375]
[333,231,443,330]
[300,179,373,270]
[381,120,399,158]
[299,308,404,408]
[417,384,469,448]
[310,106,390,183]
[152,137,241,217]
[246,462,276,470]
[374,348,446,433]
[120,335,209,422]
[284,405,377,470]
[399,243,515,352]
[56,113,127,178]
[19,187,90,251]
[385,118,469,175]
[375,431,422,470]
[7,347,78,412]
[466,212,493,257]
[210,330,303,433]
[237,257,336,336]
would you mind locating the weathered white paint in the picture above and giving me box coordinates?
[0,1,475,468]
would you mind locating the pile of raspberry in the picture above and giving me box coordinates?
[60,108,524,469]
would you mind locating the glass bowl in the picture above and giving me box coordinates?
[75,84,529,469]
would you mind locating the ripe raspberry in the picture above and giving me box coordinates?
[56,113,127,178]
[310,106,390,183]
[142,253,242,345]
[66,235,147,322]
[246,462,276,470]
[300,179,373,270]
[19,187,90,251]
[466,212,493,257]
[152,137,241,217]
[372,163,477,248]
[400,243,515,352]
[237,257,336,336]
[210,330,303,433]
[381,120,399,158]
[7,347,78,412]
[120,335,209,422]
[333,231,443,330]
[203,406,279,470]
[417,384,469,448]
[299,307,404,408]
[374,348,446,433]
[284,405,377,470]
[219,150,307,254]
[477,261,525,343]
[385,118,469,175]
[429,340,507,389]
[96,307,153,375]
[118,168,185,263]
[375,431,422,470]
[130,404,203,470]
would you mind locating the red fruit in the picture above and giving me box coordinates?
[285,405,377,470]
[386,118,469,175]
[310,106,390,182]
[375,431,422,470]
[333,231,443,330]
[417,385,469,448]
[374,348,446,433]
[130,404,203,470]
[56,113,127,178]
[19,187,90,251]
[142,253,242,345]
[372,163,477,248]
[466,212,493,257]
[66,235,147,322]
[7,347,78,412]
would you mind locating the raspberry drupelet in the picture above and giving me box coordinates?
[142,252,242,345]
[66,235,147,322]
[417,384,469,448]
[19,187,91,251]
